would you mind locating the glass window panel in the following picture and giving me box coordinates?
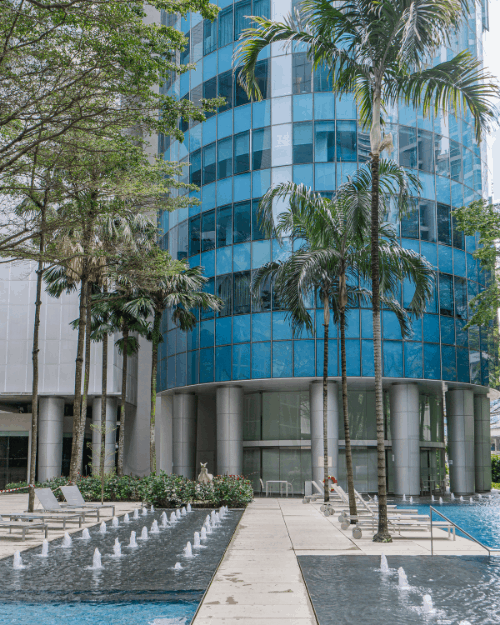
[255,59,270,100]
[243,448,260,490]
[217,204,232,247]
[455,276,468,319]
[314,62,332,92]
[200,347,214,383]
[314,120,335,162]
[437,203,452,246]
[178,221,188,260]
[450,140,462,182]
[252,269,272,312]
[272,341,292,378]
[292,52,311,94]
[442,345,457,381]
[440,316,455,344]
[201,210,216,252]
[234,0,251,40]
[252,341,271,378]
[457,347,470,382]
[262,393,280,439]
[358,129,370,163]
[203,77,217,119]
[439,273,454,316]
[452,215,465,250]
[401,208,419,239]
[244,394,262,441]
[384,341,403,377]
[234,200,251,243]
[190,149,202,186]
[253,127,271,170]
[218,7,233,48]
[235,70,251,107]
[234,131,250,173]
[293,122,313,164]
[234,270,251,314]
[279,393,301,438]
[180,32,190,65]
[217,137,233,179]
[294,340,315,377]
[202,143,217,185]
[233,343,251,380]
[189,216,201,256]
[418,129,434,172]
[218,70,233,113]
[399,126,417,169]
[191,22,203,62]
[435,134,450,177]
[252,198,266,241]
[203,18,217,56]
[254,0,270,17]
[336,121,356,162]
[405,342,423,378]
[201,276,215,319]
[419,201,436,242]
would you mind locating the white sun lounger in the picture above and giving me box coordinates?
[60,485,115,517]
[30,488,98,522]
[0,514,48,541]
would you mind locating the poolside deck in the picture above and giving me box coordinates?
[192,497,487,625]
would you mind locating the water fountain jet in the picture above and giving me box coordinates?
[170,512,177,524]
[187,503,192,513]
[422,594,435,614]
[140,526,148,540]
[439,497,443,504]
[151,505,155,512]
[13,551,25,570]
[409,496,413,503]
[40,540,49,557]
[193,532,201,548]
[176,509,181,520]
[99,521,106,534]
[402,494,406,501]
[142,507,148,516]
[91,548,102,569]
[181,507,187,516]
[113,538,122,558]
[174,562,182,570]
[151,520,160,534]
[398,567,409,589]
[183,541,193,558]
[451,493,455,501]
[431,495,435,502]
[81,528,90,540]
[470,497,473,503]
[61,532,72,548]
[124,513,130,523]
[112,517,119,528]
[133,509,139,520]
[200,527,207,540]
[380,554,390,574]
[128,531,138,548]
[460,496,464,502]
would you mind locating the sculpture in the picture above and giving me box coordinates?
[198,462,213,484]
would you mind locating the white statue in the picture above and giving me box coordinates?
[198,462,213,484]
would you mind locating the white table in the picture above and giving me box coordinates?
[265,480,293,497]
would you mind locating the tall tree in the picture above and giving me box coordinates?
[253,162,434,515]
[235,0,497,541]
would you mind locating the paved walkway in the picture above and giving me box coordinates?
[192,497,485,625]
[0,493,141,560]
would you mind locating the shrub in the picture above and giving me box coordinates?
[492,455,500,483]
[6,472,253,508]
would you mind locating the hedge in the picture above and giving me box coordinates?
[492,455,500,483]
[6,472,254,508]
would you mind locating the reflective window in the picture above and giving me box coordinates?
[314,62,332,92]
[191,22,203,62]
[189,215,201,256]
[439,273,454,316]
[252,198,266,241]
[450,140,462,182]
[178,221,188,259]
[217,137,232,179]
[217,204,232,247]
[255,59,270,100]
[253,127,271,170]
[203,77,217,119]
[203,19,217,56]
[401,208,419,239]
[358,129,370,162]
[218,7,233,48]
[234,131,250,173]
[180,95,189,132]
[336,121,356,162]
[252,269,272,311]
[202,210,216,252]
[180,32,190,65]
[218,70,233,113]
[202,142,216,185]
[235,71,251,107]
[314,120,335,162]
[234,0,251,40]
[399,126,417,169]
[169,225,178,260]
[234,270,251,313]
[437,203,451,246]
[418,129,434,172]
[435,134,450,177]
[292,52,312,94]
[452,215,465,250]
[419,201,436,242]
[201,277,215,319]
[216,274,233,317]
[253,0,270,18]
[234,200,251,243]
[455,276,467,319]
[190,149,201,186]
[293,122,313,164]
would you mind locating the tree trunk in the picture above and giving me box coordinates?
[322,295,330,503]
[117,325,129,477]
[150,310,161,474]
[370,152,391,542]
[76,281,92,478]
[100,326,108,505]
[69,278,88,482]
[28,232,44,512]
[340,305,357,521]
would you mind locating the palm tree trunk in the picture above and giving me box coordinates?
[28,233,44,511]
[117,325,128,477]
[322,295,330,503]
[150,310,161,474]
[340,306,357,521]
[69,278,88,482]
[100,326,108,505]
[77,283,92,477]
[370,151,391,542]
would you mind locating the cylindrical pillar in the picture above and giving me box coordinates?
[38,397,64,482]
[172,393,197,478]
[216,386,243,476]
[310,381,339,485]
[389,383,420,496]
[474,395,491,492]
[447,389,475,495]
[92,397,118,474]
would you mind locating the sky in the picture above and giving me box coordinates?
[483,0,500,201]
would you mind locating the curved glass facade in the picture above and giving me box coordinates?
[157,0,490,394]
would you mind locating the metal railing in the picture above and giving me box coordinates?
[430,506,500,556]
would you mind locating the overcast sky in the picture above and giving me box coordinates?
[483,0,500,201]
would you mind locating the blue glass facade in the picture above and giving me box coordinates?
[157,0,490,394]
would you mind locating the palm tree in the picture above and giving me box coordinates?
[123,249,223,473]
[235,0,497,540]
[253,162,434,519]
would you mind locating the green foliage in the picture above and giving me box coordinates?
[491,456,500,483]
[7,472,254,508]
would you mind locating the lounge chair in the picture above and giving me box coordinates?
[3,510,83,530]
[60,485,116,517]
[33,488,100,521]
[0,514,48,541]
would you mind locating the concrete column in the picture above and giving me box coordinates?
[38,397,64,482]
[92,396,118,474]
[474,395,492,492]
[216,386,243,476]
[310,381,339,484]
[172,393,197,478]
[156,395,173,473]
[389,383,420,496]
[447,389,475,495]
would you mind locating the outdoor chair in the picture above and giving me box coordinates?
[0,514,48,541]
[60,485,116,517]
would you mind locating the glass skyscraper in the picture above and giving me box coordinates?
[157,0,492,496]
